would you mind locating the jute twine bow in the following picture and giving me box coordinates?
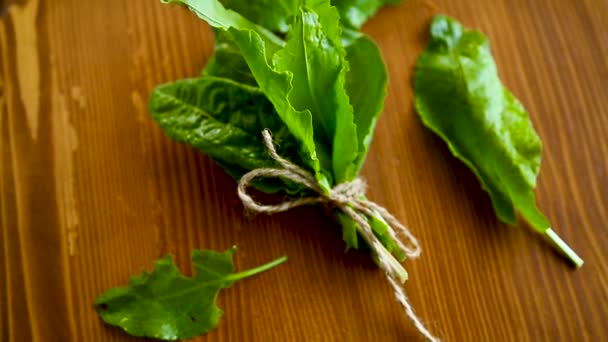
[237,129,439,342]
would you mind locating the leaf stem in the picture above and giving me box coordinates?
[353,215,409,284]
[227,256,288,282]
[545,228,584,268]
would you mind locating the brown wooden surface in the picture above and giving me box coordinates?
[1,0,607,341]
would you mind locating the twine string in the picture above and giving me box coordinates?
[237,129,439,342]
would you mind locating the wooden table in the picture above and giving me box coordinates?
[1,0,607,341]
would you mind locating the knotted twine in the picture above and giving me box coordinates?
[237,130,439,342]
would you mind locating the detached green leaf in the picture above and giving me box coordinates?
[96,247,287,340]
[414,15,583,267]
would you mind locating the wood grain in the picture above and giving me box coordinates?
[1,0,607,341]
